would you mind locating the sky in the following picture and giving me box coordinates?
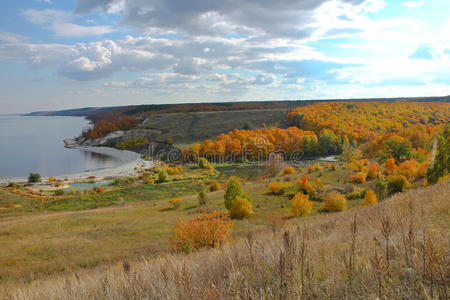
[0,0,449,113]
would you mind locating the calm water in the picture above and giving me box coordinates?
[0,115,121,177]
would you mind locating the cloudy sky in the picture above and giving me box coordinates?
[0,0,449,113]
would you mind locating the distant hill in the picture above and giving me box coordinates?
[24,106,125,117]
[25,95,450,118]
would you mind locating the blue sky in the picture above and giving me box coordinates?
[0,0,449,113]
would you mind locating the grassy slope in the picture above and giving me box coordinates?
[1,180,448,299]
[0,163,430,284]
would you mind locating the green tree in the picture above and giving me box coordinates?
[224,176,248,210]
[28,173,41,183]
[158,169,169,182]
[383,137,412,162]
[426,126,450,184]
[198,189,208,205]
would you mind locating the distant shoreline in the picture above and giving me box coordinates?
[0,146,153,184]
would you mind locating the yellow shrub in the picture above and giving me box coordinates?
[49,176,55,182]
[313,163,322,171]
[147,178,155,184]
[321,191,347,212]
[169,197,182,209]
[230,196,252,219]
[171,211,232,253]
[268,182,291,195]
[291,192,313,217]
[175,165,184,173]
[210,180,221,191]
[166,167,176,175]
[362,189,377,206]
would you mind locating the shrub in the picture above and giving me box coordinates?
[230,196,252,219]
[49,176,55,182]
[166,167,176,175]
[171,210,232,253]
[147,178,155,184]
[198,158,210,169]
[111,177,134,187]
[28,173,41,183]
[396,160,418,180]
[306,164,313,173]
[297,176,315,197]
[198,189,208,205]
[385,158,397,174]
[321,191,347,212]
[346,189,366,200]
[350,172,367,183]
[313,163,322,171]
[169,197,182,209]
[314,177,323,188]
[362,189,377,206]
[387,175,409,195]
[158,169,169,182]
[210,180,221,191]
[297,167,304,173]
[291,192,313,217]
[224,176,248,210]
[366,164,379,180]
[281,166,295,175]
[95,187,105,193]
[268,182,291,195]
[175,165,184,173]
[54,189,64,196]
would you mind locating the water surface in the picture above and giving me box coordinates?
[0,115,121,177]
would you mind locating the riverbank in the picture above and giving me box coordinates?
[0,146,153,184]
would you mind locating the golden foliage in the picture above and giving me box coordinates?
[350,172,367,183]
[268,182,291,195]
[385,158,397,174]
[291,192,313,217]
[321,191,347,212]
[362,189,377,206]
[230,197,252,219]
[314,177,323,188]
[171,211,232,253]
[209,180,221,191]
[169,198,182,209]
[281,166,295,175]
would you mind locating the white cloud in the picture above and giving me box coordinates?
[403,1,425,8]
[51,23,114,38]
[0,31,28,43]
[22,9,115,37]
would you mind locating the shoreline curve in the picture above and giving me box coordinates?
[0,146,153,184]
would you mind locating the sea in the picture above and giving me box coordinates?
[0,115,121,177]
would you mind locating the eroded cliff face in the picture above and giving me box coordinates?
[69,108,289,149]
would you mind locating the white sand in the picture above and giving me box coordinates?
[0,146,154,184]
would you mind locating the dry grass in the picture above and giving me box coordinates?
[1,181,448,299]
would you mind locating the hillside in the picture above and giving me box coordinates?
[2,181,448,299]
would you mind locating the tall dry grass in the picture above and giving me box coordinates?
[1,182,449,299]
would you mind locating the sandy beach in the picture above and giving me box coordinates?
[0,146,154,184]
